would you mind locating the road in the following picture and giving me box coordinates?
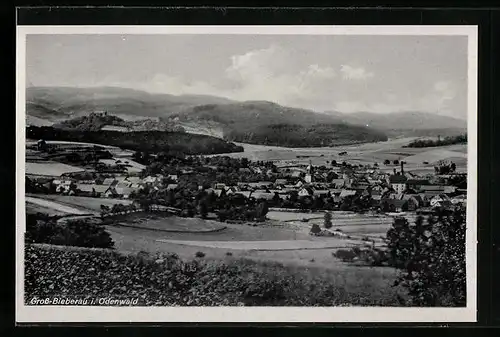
[155,238,361,251]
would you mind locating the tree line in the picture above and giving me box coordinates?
[404,134,467,148]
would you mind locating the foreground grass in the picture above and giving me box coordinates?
[25,243,406,306]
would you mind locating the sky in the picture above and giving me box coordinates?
[26,34,469,119]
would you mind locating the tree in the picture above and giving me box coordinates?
[255,201,269,221]
[331,160,337,166]
[450,162,457,172]
[272,192,281,206]
[340,202,350,211]
[387,207,466,306]
[384,159,391,165]
[198,202,208,219]
[393,159,399,165]
[310,224,321,235]
[324,212,333,229]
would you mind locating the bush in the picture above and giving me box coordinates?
[195,251,206,258]
[25,214,114,249]
[324,212,333,229]
[333,249,357,263]
[309,224,321,235]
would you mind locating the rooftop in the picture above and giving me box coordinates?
[389,175,408,184]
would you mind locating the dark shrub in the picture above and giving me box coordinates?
[25,214,114,249]
[333,249,357,262]
[309,224,321,235]
[324,212,333,229]
[195,251,206,258]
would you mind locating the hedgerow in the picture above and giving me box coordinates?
[25,244,400,307]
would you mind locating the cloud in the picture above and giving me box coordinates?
[35,42,462,117]
[419,80,457,114]
[340,65,374,80]
[217,45,338,105]
[334,80,459,115]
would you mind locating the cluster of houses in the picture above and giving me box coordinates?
[27,142,467,213]
[198,161,466,212]
[48,173,176,199]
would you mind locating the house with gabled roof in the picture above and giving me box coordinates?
[313,189,330,197]
[430,194,452,207]
[339,189,357,199]
[224,186,240,194]
[298,186,314,198]
[451,194,467,205]
[380,198,409,212]
[251,192,276,200]
[166,184,178,191]
[406,179,430,191]
[238,168,252,174]
[275,178,288,186]
[330,179,345,188]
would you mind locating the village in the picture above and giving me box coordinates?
[25,137,467,219]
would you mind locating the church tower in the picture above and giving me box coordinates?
[305,160,313,183]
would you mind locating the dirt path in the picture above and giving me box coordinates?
[155,238,360,251]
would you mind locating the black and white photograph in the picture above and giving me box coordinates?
[16,25,477,323]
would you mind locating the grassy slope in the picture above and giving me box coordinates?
[25,243,406,306]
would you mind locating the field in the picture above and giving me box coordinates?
[106,223,362,270]
[26,139,135,157]
[99,158,145,174]
[26,194,132,215]
[26,200,71,216]
[25,161,86,177]
[25,196,90,215]
[99,209,406,274]
[110,213,226,233]
[218,138,467,174]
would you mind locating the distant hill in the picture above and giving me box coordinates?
[324,110,466,131]
[26,87,389,147]
[167,101,388,147]
[26,86,235,121]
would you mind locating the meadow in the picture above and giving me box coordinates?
[31,194,133,214]
[219,138,467,174]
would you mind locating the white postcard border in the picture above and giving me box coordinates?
[15,25,478,323]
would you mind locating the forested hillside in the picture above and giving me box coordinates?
[27,126,244,155]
